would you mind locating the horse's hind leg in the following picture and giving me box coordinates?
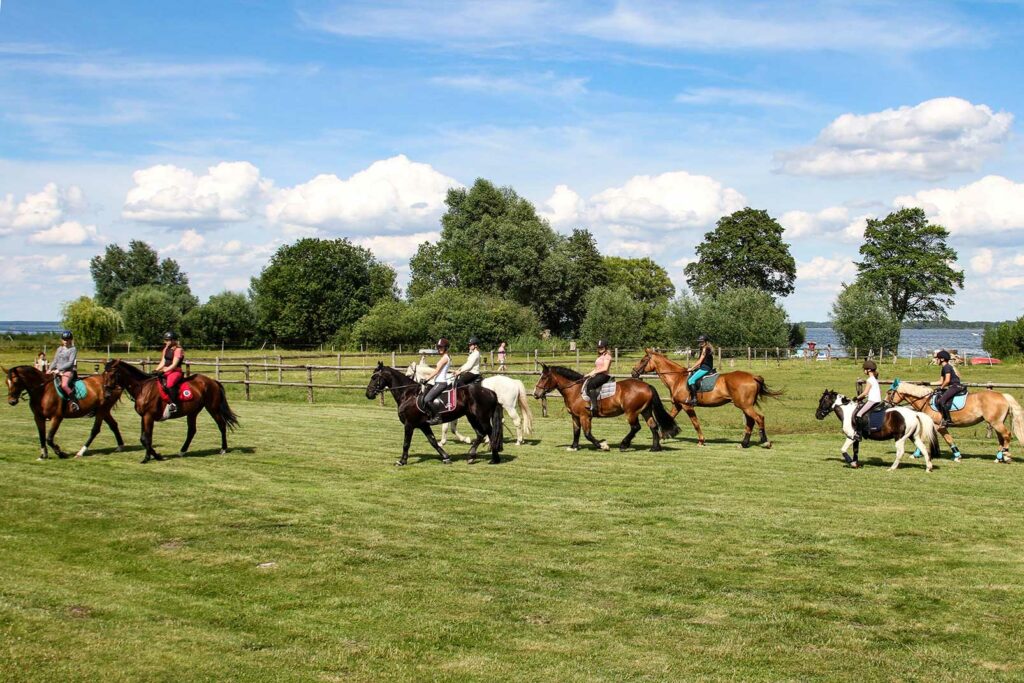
[619,411,642,451]
[103,411,125,451]
[46,415,68,458]
[207,404,229,454]
[891,436,908,471]
[180,413,198,455]
[463,414,487,464]
[506,404,523,445]
[76,414,104,458]
[739,409,756,448]
[753,409,771,448]
[992,420,1013,462]
[642,407,661,452]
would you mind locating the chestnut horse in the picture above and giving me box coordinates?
[4,364,126,459]
[887,379,1024,463]
[532,364,679,452]
[102,359,239,463]
[631,349,781,448]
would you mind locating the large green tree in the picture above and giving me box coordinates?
[578,286,646,349]
[90,240,192,308]
[250,238,397,344]
[180,292,258,347]
[830,281,901,354]
[855,207,963,322]
[668,288,790,349]
[684,208,796,298]
[604,256,675,345]
[534,229,608,336]
[60,297,123,347]
[119,287,184,346]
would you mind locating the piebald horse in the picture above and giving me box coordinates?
[815,389,939,471]
[631,348,781,448]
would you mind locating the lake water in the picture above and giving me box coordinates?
[805,327,987,357]
[0,321,63,334]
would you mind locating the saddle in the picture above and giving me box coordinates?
[930,388,968,412]
[694,372,719,393]
[157,378,196,403]
[419,386,458,414]
[53,375,88,401]
[859,402,888,434]
[582,380,616,404]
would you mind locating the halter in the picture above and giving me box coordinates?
[369,366,420,397]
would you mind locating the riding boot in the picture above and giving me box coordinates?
[939,409,952,428]
[166,384,180,415]
[684,384,697,406]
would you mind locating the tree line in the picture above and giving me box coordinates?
[62,178,972,354]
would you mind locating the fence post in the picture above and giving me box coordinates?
[306,366,314,403]
[534,349,538,372]
[854,346,858,360]
[541,396,548,418]
[391,350,396,368]
[614,347,619,374]
[278,355,283,383]
[490,349,494,370]
[748,346,751,361]
[215,357,221,380]
[575,345,580,371]
[244,364,250,401]
[718,347,722,365]
[264,356,269,382]
[185,362,191,375]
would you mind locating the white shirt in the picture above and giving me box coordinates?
[866,376,881,403]
[431,355,451,385]
[459,349,481,375]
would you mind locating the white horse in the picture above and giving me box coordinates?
[405,361,533,446]
[815,389,939,472]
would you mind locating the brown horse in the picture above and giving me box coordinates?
[887,379,1024,463]
[631,349,781,448]
[4,364,126,459]
[102,359,239,463]
[532,364,679,452]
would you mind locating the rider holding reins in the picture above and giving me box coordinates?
[153,331,185,415]
[421,338,452,422]
[853,360,881,439]
[582,340,612,416]
[50,330,79,413]
[685,335,715,405]
[933,349,962,427]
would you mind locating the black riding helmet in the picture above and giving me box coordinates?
[935,350,951,362]
[60,330,73,341]
[597,339,609,350]
[468,336,480,346]
[163,331,178,342]
[697,334,709,343]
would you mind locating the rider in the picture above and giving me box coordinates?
[455,336,482,387]
[421,338,452,422]
[853,360,881,439]
[154,331,185,415]
[49,330,79,413]
[934,349,962,428]
[685,335,715,405]
[582,340,612,416]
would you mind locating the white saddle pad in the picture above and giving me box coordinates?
[583,381,616,403]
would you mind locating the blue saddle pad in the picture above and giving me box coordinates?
[54,377,88,400]
[931,393,967,412]
[697,372,718,393]
[868,409,886,432]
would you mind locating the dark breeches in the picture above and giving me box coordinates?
[586,373,610,403]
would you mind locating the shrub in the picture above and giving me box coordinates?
[119,287,183,346]
[830,280,901,354]
[60,297,123,348]
[982,318,1024,358]
[668,288,790,349]
[579,286,646,349]
[180,292,258,347]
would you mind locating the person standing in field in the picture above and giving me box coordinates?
[455,336,482,387]
[34,351,48,373]
[497,340,507,372]
[49,331,79,413]
[582,340,612,416]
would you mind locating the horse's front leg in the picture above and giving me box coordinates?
[567,415,581,452]
[681,405,704,446]
[839,436,857,467]
[179,413,198,455]
[890,436,908,471]
[103,410,125,452]
[419,425,452,464]
[580,414,609,451]
[76,414,105,458]
[937,424,961,461]
[34,414,48,460]
[396,424,414,466]
[46,415,68,458]
[140,415,162,463]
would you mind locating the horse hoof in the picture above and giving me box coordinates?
[649,446,662,452]
[394,460,406,467]
[219,449,227,455]
[115,445,124,453]
[762,442,773,450]
[566,447,578,452]
[599,441,610,451]
[467,459,477,465]
[444,458,454,465]
[489,458,500,464]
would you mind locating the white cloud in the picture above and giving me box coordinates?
[431,72,588,99]
[28,221,102,246]
[354,231,441,261]
[165,229,207,253]
[123,161,272,225]
[267,155,460,234]
[606,239,655,256]
[796,256,857,292]
[970,248,994,274]
[776,97,1012,178]
[675,87,807,108]
[894,175,1024,236]
[779,206,850,239]
[988,276,1024,291]
[0,183,86,235]
[0,254,88,284]
[587,171,746,230]
[540,184,585,226]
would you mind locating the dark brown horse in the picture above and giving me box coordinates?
[4,364,126,459]
[532,364,679,452]
[365,362,503,466]
[102,359,239,463]
[631,348,781,448]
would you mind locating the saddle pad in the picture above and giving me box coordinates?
[158,382,196,402]
[443,387,457,412]
[868,409,886,433]
[931,392,967,412]
[54,377,88,400]
[583,381,616,403]
[697,372,719,393]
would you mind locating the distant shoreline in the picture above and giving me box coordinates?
[799,321,1000,330]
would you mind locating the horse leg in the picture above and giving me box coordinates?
[992,420,1013,463]
[839,436,857,467]
[180,413,198,455]
[46,415,68,458]
[205,403,229,454]
[642,407,662,452]
[506,403,523,445]
[439,420,448,447]
[567,415,581,452]
[937,426,961,461]
[911,431,933,473]
[140,414,162,463]
[891,435,907,471]
[419,425,452,464]
[103,411,126,451]
[740,409,756,449]
[397,424,414,466]
[76,414,105,458]
[463,414,487,464]
[581,414,609,451]
[620,411,642,451]
[752,409,771,449]
[34,413,48,460]
[680,405,705,446]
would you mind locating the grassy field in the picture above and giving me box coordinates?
[2,354,1024,681]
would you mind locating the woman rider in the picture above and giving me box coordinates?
[153,331,185,415]
[853,360,881,439]
[684,335,715,405]
[933,349,962,427]
[582,340,612,416]
[49,330,79,413]
[455,336,482,387]
[421,338,452,422]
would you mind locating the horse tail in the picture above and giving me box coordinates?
[516,381,534,437]
[916,411,940,461]
[649,387,680,439]
[216,380,240,431]
[1002,393,1024,445]
[754,376,783,405]
[491,400,504,453]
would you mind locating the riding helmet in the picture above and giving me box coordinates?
[163,331,178,342]
[935,350,951,362]
[697,334,709,343]
[862,360,877,371]
[468,336,480,346]
[60,330,73,341]
[436,338,450,350]
[596,339,609,350]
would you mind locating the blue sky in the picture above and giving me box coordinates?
[2,0,1023,322]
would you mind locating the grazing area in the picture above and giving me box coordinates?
[2,359,1024,681]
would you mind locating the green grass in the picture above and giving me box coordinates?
[2,357,1024,681]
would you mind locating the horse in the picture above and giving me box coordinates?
[887,379,1024,463]
[405,360,533,446]
[4,364,126,459]
[631,348,781,448]
[815,389,939,471]
[365,362,503,466]
[102,359,239,463]
[532,364,679,452]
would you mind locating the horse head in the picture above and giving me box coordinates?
[815,389,840,420]
[101,359,122,399]
[5,365,40,406]
[365,361,389,399]
[533,364,554,399]
[631,349,653,378]
[885,378,902,405]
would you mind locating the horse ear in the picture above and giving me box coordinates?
[540,362,548,370]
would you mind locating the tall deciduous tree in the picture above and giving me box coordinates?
[830,281,901,353]
[60,297,123,347]
[579,286,646,349]
[180,292,258,347]
[684,208,796,298]
[119,287,183,346]
[90,240,192,307]
[535,229,608,336]
[250,238,397,344]
[669,287,790,349]
[855,207,964,322]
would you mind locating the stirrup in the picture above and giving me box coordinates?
[69,401,80,413]
[167,403,179,414]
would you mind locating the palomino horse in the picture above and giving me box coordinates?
[366,362,503,466]
[405,361,533,445]
[887,379,1024,463]
[4,365,126,459]
[102,359,239,463]
[533,364,679,452]
[815,389,939,471]
[631,349,781,448]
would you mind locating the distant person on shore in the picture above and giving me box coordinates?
[34,352,48,373]
[497,341,507,372]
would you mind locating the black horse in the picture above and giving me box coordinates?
[365,362,504,466]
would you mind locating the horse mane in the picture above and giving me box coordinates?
[548,366,583,381]
[109,360,154,382]
[9,365,44,381]
[895,381,932,398]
